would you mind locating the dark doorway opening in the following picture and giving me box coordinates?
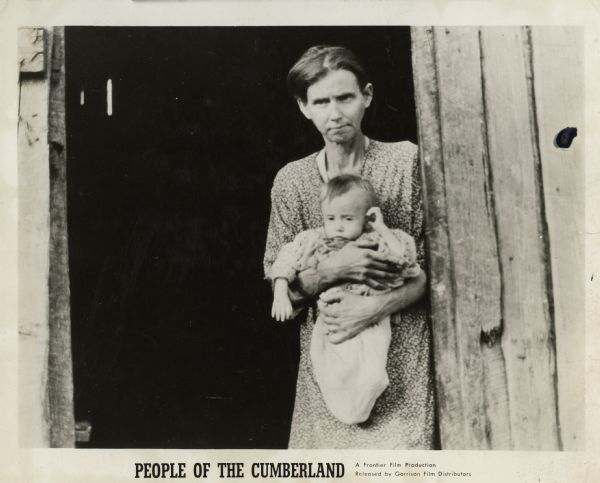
[65,26,416,448]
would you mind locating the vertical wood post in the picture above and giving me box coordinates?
[480,27,560,450]
[47,27,75,448]
[530,27,584,450]
[412,26,570,450]
[412,26,509,450]
[18,26,74,448]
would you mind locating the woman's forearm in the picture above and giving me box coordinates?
[376,270,427,318]
[317,270,427,344]
[287,266,338,306]
[374,224,405,258]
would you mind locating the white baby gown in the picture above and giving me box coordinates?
[310,301,392,424]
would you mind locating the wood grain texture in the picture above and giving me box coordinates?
[18,28,46,74]
[435,26,509,450]
[18,27,51,447]
[413,26,509,449]
[411,26,465,449]
[531,26,584,450]
[480,27,560,450]
[47,27,75,448]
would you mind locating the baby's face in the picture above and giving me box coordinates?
[321,189,369,241]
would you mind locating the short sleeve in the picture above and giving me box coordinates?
[409,147,426,270]
[263,167,303,278]
[268,229,321,282]
[390,229,422,279]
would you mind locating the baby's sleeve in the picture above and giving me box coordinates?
[390,229,422,279]
[268,229,320,283]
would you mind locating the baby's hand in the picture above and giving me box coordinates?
[367,206,386,230]
[271,298,293,322]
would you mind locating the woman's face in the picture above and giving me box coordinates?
[298,69,373,145]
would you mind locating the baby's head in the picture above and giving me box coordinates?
[320,174,377,240]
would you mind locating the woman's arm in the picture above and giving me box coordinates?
[288,241,405,306]
[318,270,427,344]
[264,168,303,281]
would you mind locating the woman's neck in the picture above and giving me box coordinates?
[323,133,367,178]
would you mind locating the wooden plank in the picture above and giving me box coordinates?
[480,27,560,450]
[18,28,46,74]
[434,26,509,450]
[411,26,466,449]
[531,26,584,450]
[18,28,51,447]
[47,27,75,448]
[413,26,509,449]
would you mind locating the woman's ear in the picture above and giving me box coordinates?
[363,83,374,108]
[297,98,312,120]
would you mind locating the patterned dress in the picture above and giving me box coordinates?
[263,139,435,449]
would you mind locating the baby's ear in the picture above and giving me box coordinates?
[366,211,376,223]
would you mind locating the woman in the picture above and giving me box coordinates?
[263,45,434,449]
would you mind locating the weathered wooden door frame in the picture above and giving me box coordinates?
[18,26,74,448]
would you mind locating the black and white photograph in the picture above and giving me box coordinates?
[2,1,598,481]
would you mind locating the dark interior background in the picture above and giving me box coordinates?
[65,26,416,448]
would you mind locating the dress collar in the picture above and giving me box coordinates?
[316,136,371,183]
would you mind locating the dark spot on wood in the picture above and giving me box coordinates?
[481,326,503,348]
[49,153,60,181]
[554,127,577,148]
[50,141,64,154]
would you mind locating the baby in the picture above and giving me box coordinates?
[269,174,421,424]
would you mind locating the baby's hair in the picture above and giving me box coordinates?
[320,174,377,207]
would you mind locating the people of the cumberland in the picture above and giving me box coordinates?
[269,175,422,425]
[263,45,434,448]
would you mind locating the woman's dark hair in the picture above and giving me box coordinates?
[287,45,370,103]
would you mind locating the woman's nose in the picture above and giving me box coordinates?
[328,102,342,120]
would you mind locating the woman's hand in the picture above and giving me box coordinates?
[317,240,401,290]
[317,271,427,344]
[317,288,386,344]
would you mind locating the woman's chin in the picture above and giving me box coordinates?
[326,129,354,144]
